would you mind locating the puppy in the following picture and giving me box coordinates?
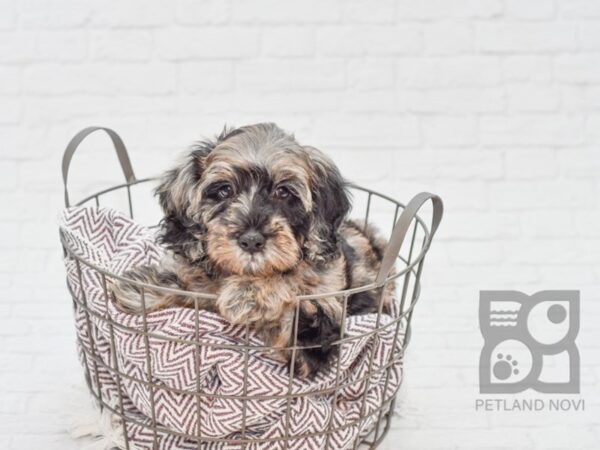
[112,123,394,377]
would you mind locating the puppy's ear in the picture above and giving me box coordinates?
[155,154,201,219]
[156,126,241,262]
[304,147,351,263]
[156,126,241,217]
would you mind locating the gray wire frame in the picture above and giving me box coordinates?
[59,127,443,450]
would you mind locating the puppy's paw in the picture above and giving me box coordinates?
[109,266,180,313]
[216,276,296,325]
[110,275,143,313]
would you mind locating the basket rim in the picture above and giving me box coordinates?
[60,180,432,301]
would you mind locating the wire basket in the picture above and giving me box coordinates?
[59,127,443,450]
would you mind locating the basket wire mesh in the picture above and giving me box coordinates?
[59,127,443,450]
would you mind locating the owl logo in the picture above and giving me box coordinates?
[479,290,579,394]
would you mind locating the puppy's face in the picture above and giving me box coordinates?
[197,139,314,276]
[157,123,350,276]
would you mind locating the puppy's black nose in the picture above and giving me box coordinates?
[238,230,266,253]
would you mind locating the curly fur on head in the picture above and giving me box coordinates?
[112,123,393,377]
[156,123,351,274]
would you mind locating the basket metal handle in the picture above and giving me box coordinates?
[375,192,443,285]
[62,127,137,207]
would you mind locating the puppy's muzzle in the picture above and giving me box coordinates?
[238,229,266,253]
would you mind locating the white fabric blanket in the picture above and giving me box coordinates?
[60,206,403,450]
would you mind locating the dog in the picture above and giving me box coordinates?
[111,123,394,377]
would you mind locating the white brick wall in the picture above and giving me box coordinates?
[1,1,599,449]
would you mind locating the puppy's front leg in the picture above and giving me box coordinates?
[217,276,342,377]
[217,276,302,369]
[293,300,342,377]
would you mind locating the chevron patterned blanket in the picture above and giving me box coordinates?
[60,206,403,449]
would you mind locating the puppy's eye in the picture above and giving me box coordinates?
[217,184,234,200]
[273,186,291,200]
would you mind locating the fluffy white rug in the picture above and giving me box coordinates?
[64,384,132,450]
